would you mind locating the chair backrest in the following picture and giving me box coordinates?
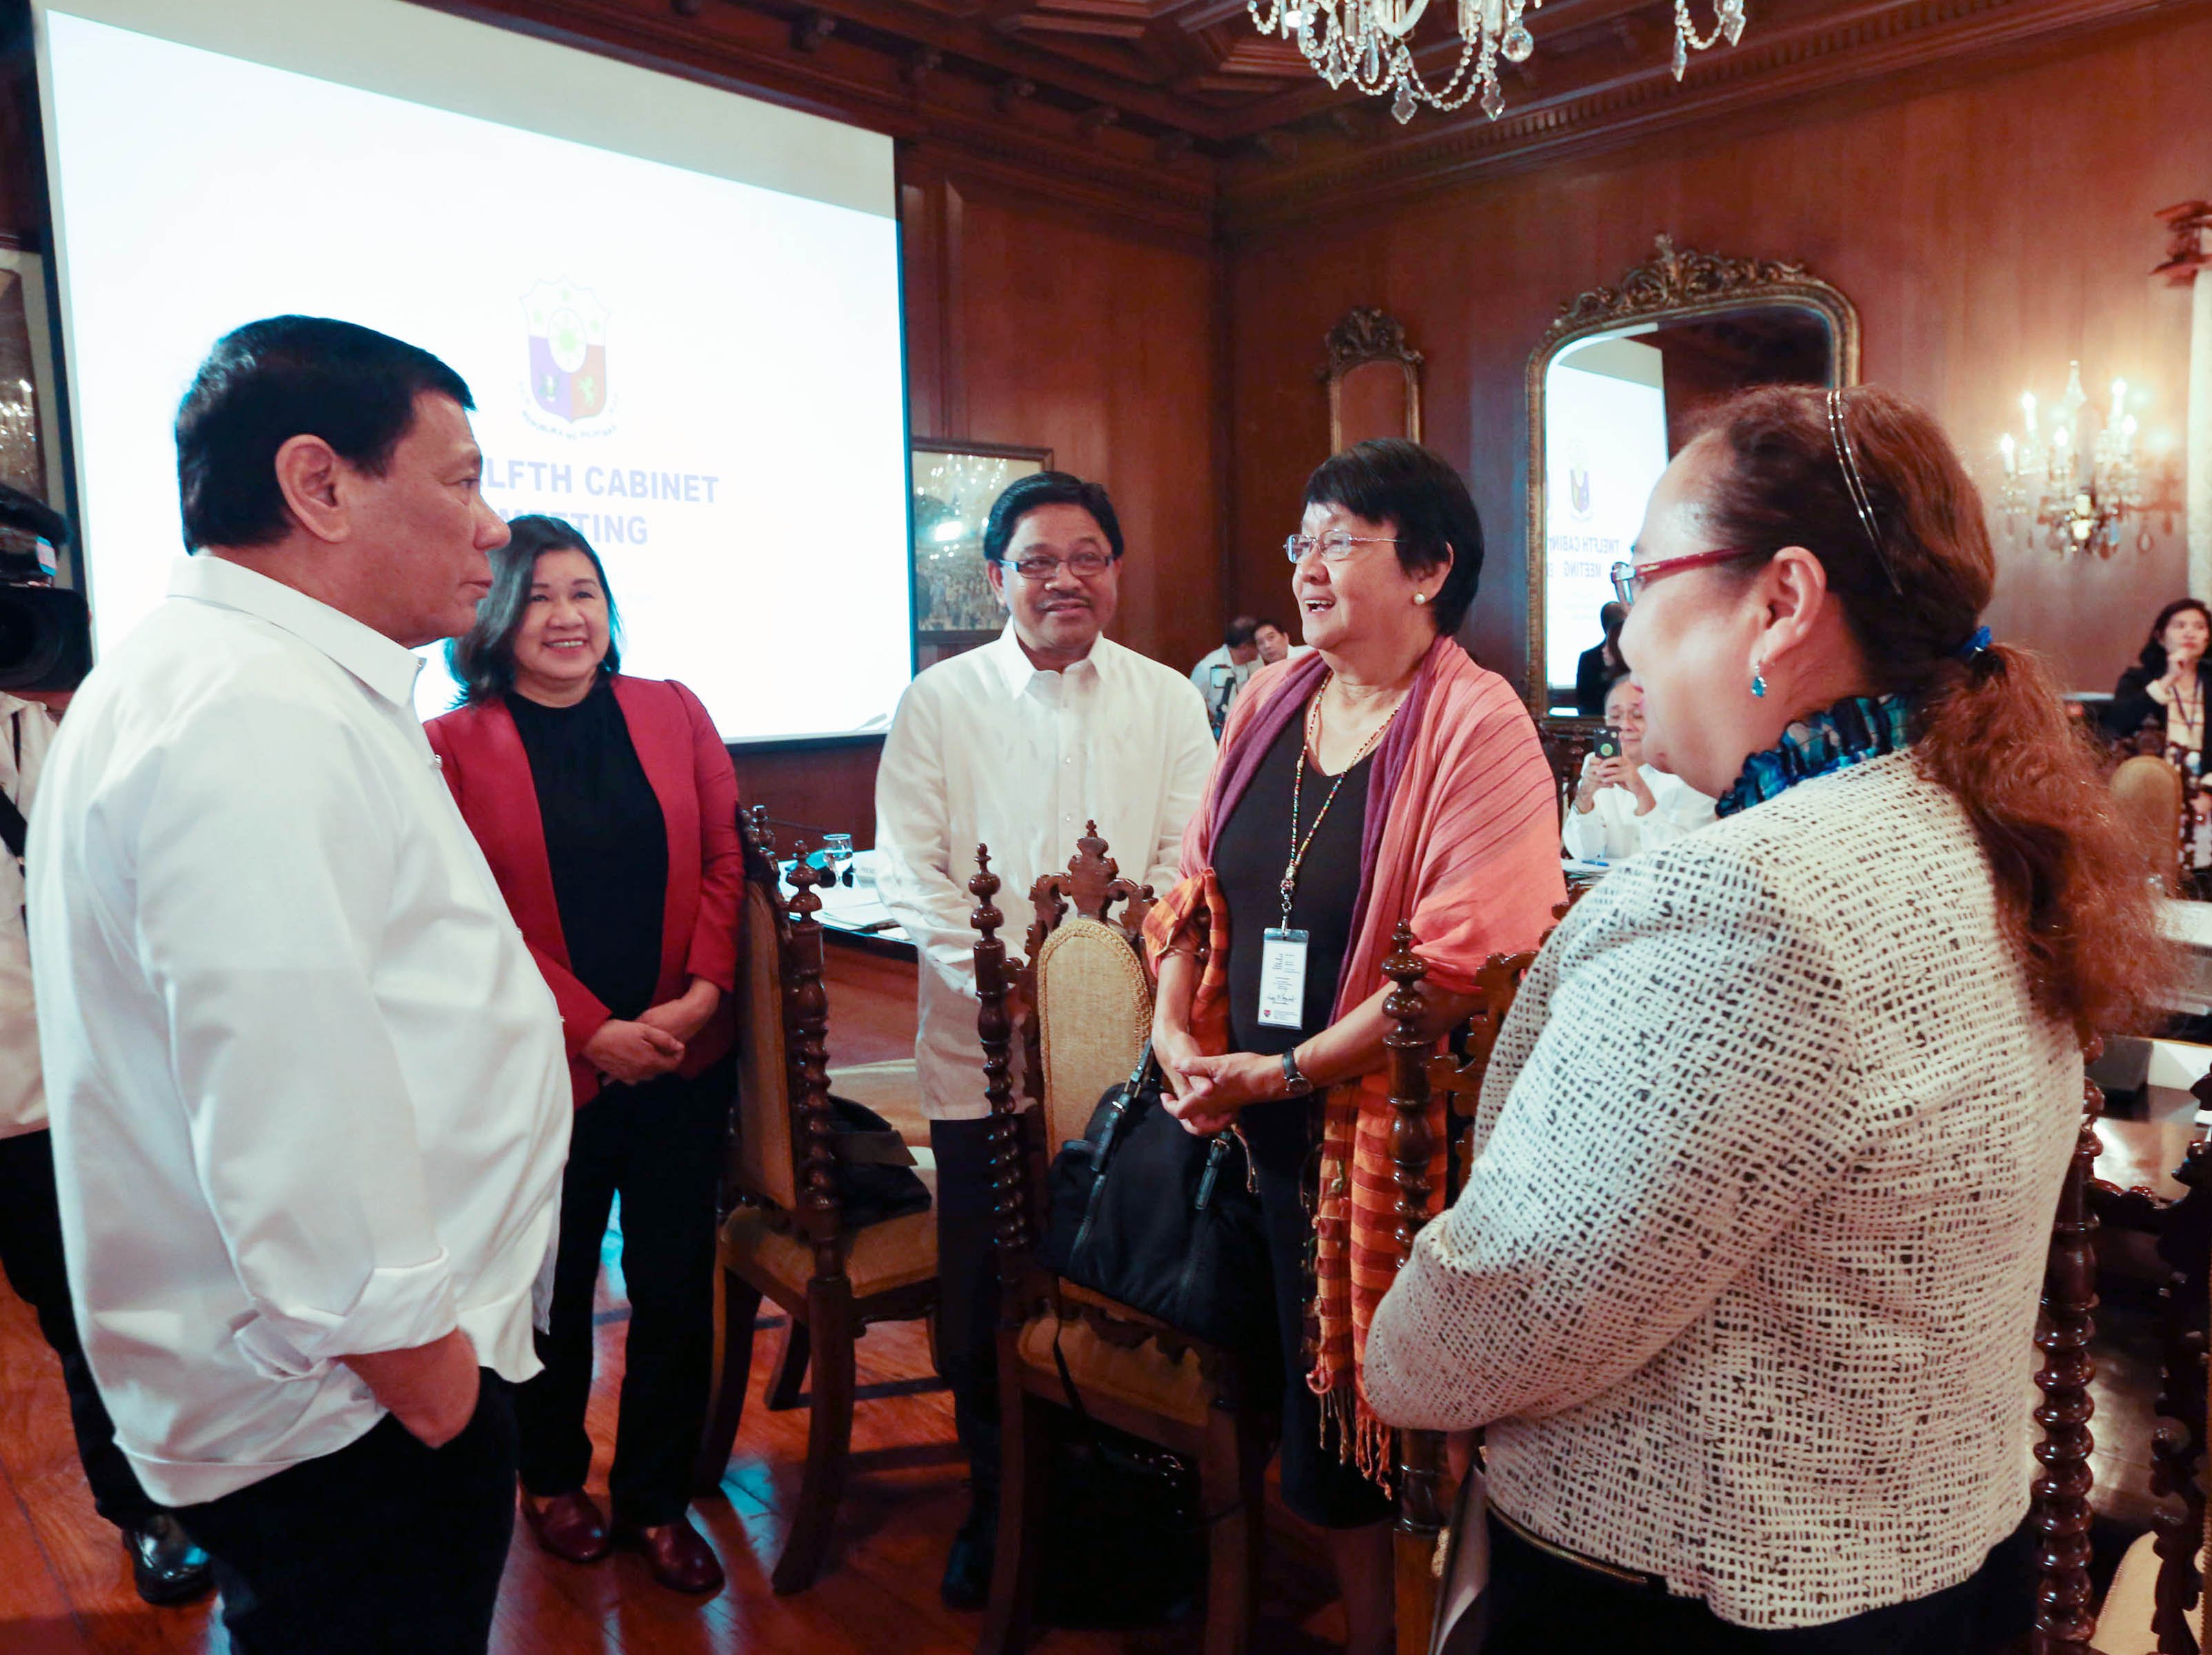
[728,808,843,1254]
[2085,1067,2212,1655]
[1394,888,1591,1202]
[2113,754,2186,893]
[1538,723,1596,829]
[1034,917,1153,1150]
[1374,916,1551,1592]
[971,823,1156,1268]
[2032,1072,2106,1655]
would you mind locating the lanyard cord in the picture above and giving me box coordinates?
[2175,678,2204,745]
[1280,672,1402,928]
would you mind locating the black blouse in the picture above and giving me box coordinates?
[506,679,668,1021]
[2104,659,2212,750]
[1214,710,1372,1057]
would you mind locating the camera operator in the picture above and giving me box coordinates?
[0,485,212,1604]
[1,673,212,1603]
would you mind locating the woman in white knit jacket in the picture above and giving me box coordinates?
[1365,385,2163,1652]
[1560,674,1715,863]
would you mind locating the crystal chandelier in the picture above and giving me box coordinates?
[1995,361,2148,557]
[1247,0,1746,125]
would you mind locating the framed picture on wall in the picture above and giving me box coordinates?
[911,438,1053,670]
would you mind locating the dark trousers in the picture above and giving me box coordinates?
[515,1067,722,1527]
[1476,1510,2035,1654]
[181,1376,516,1655]
[1241,1098,1395,1531]
[930,1116,1001,1516]
[0,1127,158,1529]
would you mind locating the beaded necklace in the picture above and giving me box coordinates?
[1280,674,1402,927]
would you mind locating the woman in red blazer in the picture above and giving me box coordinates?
[428,516,741,1596]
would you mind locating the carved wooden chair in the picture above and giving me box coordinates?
[2085,1065,2212,1655]
[694,808,939,1594]
[1537,722,1597,831]
[968,824,1270,1655]
[1376,917,2115,1655]
[1375,922,1549,1653]
[2037,1074,2107,1655]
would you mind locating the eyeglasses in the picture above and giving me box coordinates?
[1609,547,1762,606]
[1283,532,1400,564]
[997,550,1116,581]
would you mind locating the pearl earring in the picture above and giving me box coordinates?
[1751,668,1769,699]
[1413,592,1428,605]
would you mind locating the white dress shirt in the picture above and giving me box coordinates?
[27,555,571,1507]
[1,691,57,1139]
[1559,759,1716,863]
[1367,752,2079,1627]
[876,624,1214,1120]
[1188,645,1255,730]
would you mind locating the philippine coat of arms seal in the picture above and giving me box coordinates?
[523,279,610,424]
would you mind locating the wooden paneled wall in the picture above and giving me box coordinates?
[750,147,1225,847]
[9,3,2206,847]
[901,148,1225,675]
[1222,13,2212,696]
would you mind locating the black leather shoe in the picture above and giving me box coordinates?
[125,1514,214,1606]
[939,1507,995,1612]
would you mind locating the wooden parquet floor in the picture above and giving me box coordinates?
[0,946,2166,1650]
[0,1211,1356,1654]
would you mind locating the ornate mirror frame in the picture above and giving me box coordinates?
[1325,307,1424,452]
[1524,236,1862,718]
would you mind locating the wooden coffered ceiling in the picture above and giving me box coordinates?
[436,0,2209,234]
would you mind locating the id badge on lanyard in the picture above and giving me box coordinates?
[1258,927,1309,1028]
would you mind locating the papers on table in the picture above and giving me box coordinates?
[780,854,910,943]
[2160,899,2212,1018]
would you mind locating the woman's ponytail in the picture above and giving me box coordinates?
[1913,643,2162,1039]
[1703,385,2167,1039]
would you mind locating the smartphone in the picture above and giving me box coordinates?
[1593,728,1623,762]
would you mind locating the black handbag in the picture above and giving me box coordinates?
[828,1095,932,1228]
[1038,1042,1272,1352]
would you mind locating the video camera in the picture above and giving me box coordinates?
[0,480,90,693]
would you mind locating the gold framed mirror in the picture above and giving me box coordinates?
[1525,236,1861,719]
[1325,308,1423,453]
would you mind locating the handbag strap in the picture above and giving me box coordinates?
[0,710,24,861]
[1091,1040,1160,1175]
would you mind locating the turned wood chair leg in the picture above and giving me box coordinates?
[976,1361,1046,1655]
[766,1315,813,1412]
[1198,1404,1258,1655]
[692,1269,764,1496]
[1393,1528,1437,1655]
[772,1278,855,1595]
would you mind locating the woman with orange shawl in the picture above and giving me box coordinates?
[1143,439,1564,1654]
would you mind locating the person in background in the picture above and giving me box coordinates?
[28,316,570,1653]
[1561,674,1716,863]
[1191,614,1263,734]
[2102,597,2212,765]
[429,515,742,1596]
[874,470,1215,1609]
[1365,385,2162,1652]
[1574,599,1629,715]
[0,684,212,1607]
[1255,616,1310,666]
[1145,439,1565,1655]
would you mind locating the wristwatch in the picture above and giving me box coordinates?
[1280,1047,1315,1098]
